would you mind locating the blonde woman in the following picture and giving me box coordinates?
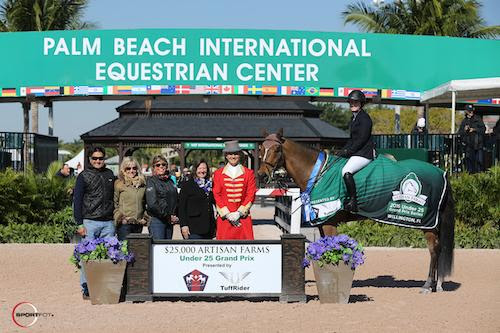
[114,157,147,241]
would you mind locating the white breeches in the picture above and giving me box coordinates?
[342,156,371,176]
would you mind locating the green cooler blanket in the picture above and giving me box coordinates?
[305,154,447,229]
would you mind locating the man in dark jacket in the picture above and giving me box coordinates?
[337,90,375,212]
[458,104,486,173]
[73,146,116,299]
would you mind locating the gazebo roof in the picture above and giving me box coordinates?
[82,99,348,142]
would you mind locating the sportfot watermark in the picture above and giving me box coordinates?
[11,302,54,328]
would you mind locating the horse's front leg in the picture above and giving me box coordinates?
[421,230,439,294]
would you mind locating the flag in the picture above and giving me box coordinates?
[175,85,191,94]
[44,86,60,96]
[492,98,500,104]
[106,86,115,95]
[1,88,16,97]
[74,86,89,95]
[204,85,221,94]
[262,86,278,95]
[62,86,75,95]
[188,85,206,94]
[291,86,305,96]
[361,88,378,98]
[305,87,319,96]
[247,85,262,95]
[115,86,131,94]
[319,88,334,97]
[147,85,161,94]
[236,85,247,94]
[131,86,147,95]
[88,86,104,95]
[161,85,175,94]
[279,86,291,95]
[27,87,45,96]
[221,85,234,94]
[20,87,27,96]
[381,89,391,99]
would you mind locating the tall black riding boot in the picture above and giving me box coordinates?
[343,172,358,212]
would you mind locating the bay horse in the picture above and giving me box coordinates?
[257,129,455,293]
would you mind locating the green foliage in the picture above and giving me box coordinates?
[338,219,499,249]
[0,0,95,32]
[451,166,500,229]
[318,103,351,131]
[0,167,74,226]
[0,223,70,243]
[342,0,500,38]
[58,139,83,160]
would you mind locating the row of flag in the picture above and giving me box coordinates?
[8,85,500,103]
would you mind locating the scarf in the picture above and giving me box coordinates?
[195,177,212,194]
[123,174,144,188]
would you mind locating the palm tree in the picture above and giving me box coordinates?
[0,0,95,136]
[343,0,500,38]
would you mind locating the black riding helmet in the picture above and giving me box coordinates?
[347,90,366,105]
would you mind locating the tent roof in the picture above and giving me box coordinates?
[65,149,84,169]
[421,77,500,104]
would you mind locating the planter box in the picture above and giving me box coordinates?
[312,261,354,304]
[83,260,126,305]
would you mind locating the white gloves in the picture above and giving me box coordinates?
[226,212,241,227]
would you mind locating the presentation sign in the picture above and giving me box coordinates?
[1,29,499,99]
[152,243,281,294]
[183,142,255,150]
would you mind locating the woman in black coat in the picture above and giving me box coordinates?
[179,160,216,239]
[337,90,375,213]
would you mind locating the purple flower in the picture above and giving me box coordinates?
[76,243,87,254]
[85,240,97,252]
[105,237,119,247]
[302,257,311,268]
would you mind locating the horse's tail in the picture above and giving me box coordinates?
[438,180,455,280]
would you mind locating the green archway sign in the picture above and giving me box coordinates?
[184,142,255,150]
[1,29,499,100]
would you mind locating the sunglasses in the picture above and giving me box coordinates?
[155,163,167,168]
[91,156,105,161]
[125,166,138,171]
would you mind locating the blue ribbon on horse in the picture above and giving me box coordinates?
[300,152,326,222]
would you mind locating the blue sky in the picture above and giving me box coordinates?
[1,0,499,141]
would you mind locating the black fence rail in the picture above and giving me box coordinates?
[0,132,58,172]
[373,133,499,173]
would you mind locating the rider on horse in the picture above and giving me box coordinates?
[337,90,376,212]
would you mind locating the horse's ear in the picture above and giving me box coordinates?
[261,128,269,138]
[277,128,284,141]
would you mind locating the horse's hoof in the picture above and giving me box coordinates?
[420,287,432,294]
[436,285,444,292]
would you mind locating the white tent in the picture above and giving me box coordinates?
[65,149,84,172]
[421,77,500,133]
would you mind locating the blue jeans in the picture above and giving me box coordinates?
[148,217,173,240]
[80,219,115,292]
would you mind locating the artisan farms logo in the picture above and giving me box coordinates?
[11,302,54,328]
[392,172,427,206]
[184,269,208,291]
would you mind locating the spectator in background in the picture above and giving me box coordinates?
[114,157,147,241]
[411,117,428,148]
[146,155,179,239]
[76,162,83,175]
[178,167,191,187]
[179,160,216,239]
[213,141,256,240]
[458,104,486,173]
[73,146,116,300]
[56,163,71,179]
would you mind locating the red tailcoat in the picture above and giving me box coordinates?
[213,164,256,240]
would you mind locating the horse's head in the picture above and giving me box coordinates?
[258,128,285,183]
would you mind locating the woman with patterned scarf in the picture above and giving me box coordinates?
[114,157,147,241]
[179,160,216,239]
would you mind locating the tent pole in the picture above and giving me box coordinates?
[451,91,456,133]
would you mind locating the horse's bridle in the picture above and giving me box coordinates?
[261,135,285,183]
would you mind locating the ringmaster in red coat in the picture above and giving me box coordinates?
[213,140,257,240]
